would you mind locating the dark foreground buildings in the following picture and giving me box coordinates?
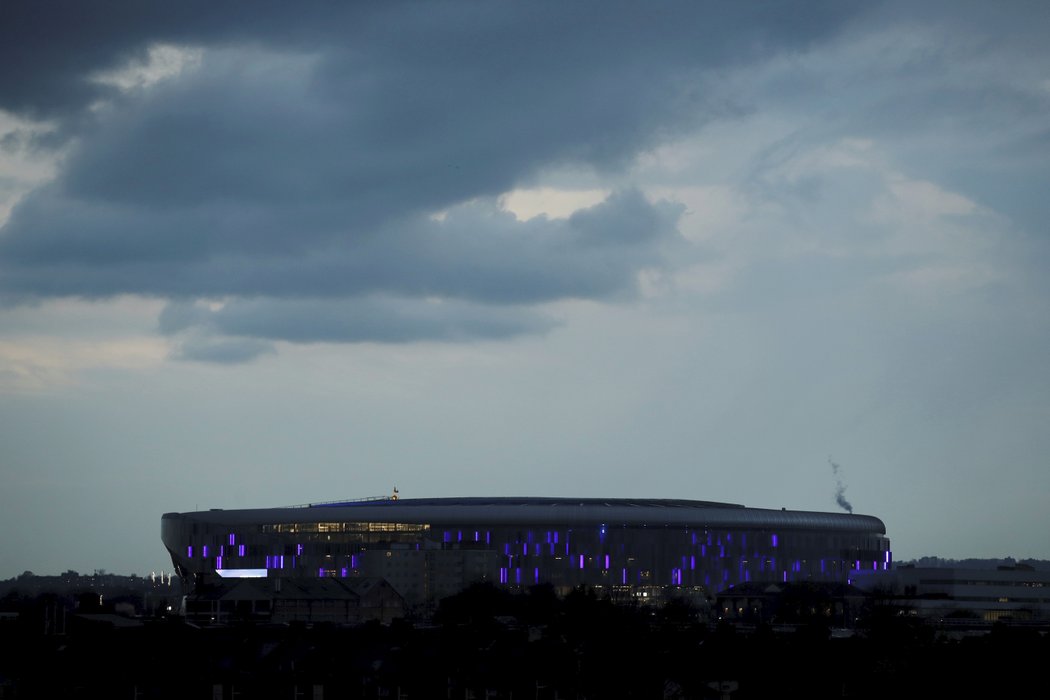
[162,495,891,613]
[4,579,1047,700]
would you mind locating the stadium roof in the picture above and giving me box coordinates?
[164,496,886,534]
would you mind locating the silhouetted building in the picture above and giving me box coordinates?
[185,576,404,625]
[162,496,891,609]
[715,581,869,628]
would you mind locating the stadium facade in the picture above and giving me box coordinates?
[162,496,891,608]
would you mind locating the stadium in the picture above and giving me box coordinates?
[161,495,891,609]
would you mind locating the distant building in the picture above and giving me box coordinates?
[851,564,1050,625]
[162,496,891,610]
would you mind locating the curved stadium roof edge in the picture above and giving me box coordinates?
[164,496,885,534]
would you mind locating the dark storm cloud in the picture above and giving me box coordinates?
[0,1,366,120]
[1,189,682,302]
[0,1,865,356]
[0,1,859,122]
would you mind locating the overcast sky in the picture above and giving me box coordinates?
[1,1,1048,578]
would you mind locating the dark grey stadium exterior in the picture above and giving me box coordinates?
[162,497,891,608]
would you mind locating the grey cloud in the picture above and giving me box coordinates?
[1,189,683,303]
[0,1,867,359]
[157,301,210,335]
[0,1,365,121]
[732,3,1050,234]
[163,296,555,346]
[169,333,276,364]
[0,2,862,123]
